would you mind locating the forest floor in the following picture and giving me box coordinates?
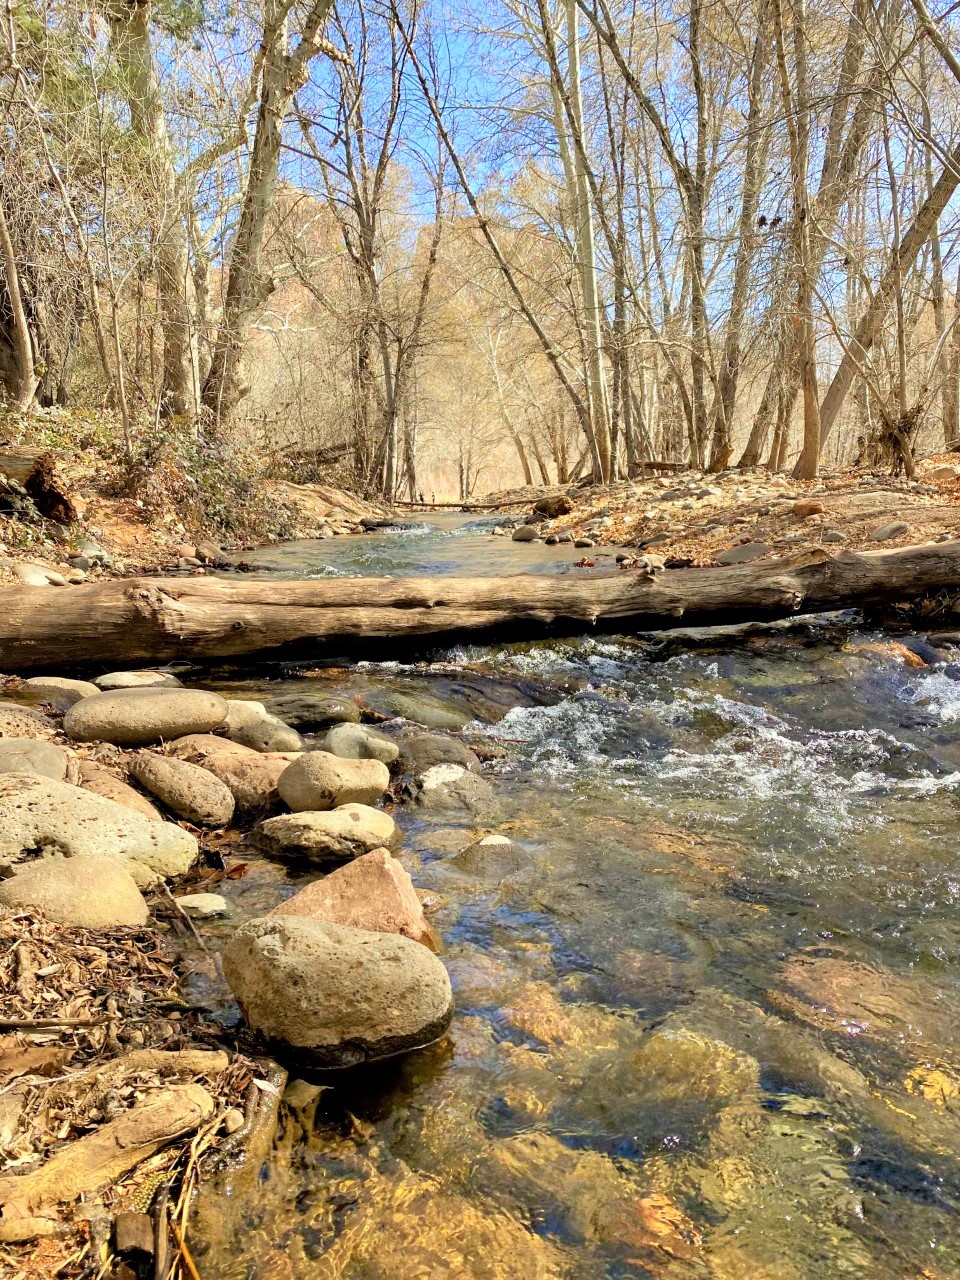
[479,455,960,567]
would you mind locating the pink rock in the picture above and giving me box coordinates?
[269,848,436,948]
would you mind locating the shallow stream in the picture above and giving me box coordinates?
[191,515,960,1278]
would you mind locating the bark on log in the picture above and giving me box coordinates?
[1,542,959,671]
[0,448,77,523]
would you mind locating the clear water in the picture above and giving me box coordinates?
[191,516,960,1279]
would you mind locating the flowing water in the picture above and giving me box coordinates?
[189,516,960,1279]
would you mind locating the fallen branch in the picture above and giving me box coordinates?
[2,542,960,669]
[0,1084,215,1211]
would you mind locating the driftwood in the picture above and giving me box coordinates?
[0,1083,214,1210]
[0,447,77,523]
[1,542,960,670]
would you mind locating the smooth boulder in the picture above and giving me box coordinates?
[222,700,303,753]
[270,848,433,947]
[94,670,183,690]
[21,676,100,707]
[0,854,148,928]
[77,762,164,821]
[320,722,400,765]
[64,688,228,746]
[0,739,68,781]
[399,733,481,777]
[222,915,453,1067]
[278,751,390,812]
[167,735,288,813]
[0,774,198,888]
[129,752,235,827]
[255,804,395,863]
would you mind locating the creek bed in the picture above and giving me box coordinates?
[186,515,960,1278]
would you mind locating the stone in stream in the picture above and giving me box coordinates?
[319,722,400,765]
[714,542,772,565]
[129,752,236,827]
[0,739,68,781]
[373,691,470,730]
[868,520,910,542]
[399,732,481,777]
[0,774,197,887]
[175,892,230,918]
[408,763,495,813]
[63,687,228,745]
[0,854,148,929]
[222,915,453,1068]
[450,835,527,877]
[20,676,99,706]
[167,734,289,814]
[221,699,303,753]
[77,761,164,821]
[277,751,390,812]
[94,670,183,690]
[0,701,59,741]
[512,525,539,542]
[574,537,595,548]
[269,847,434,947]
[265,693,360,731]
[254,803,396,863]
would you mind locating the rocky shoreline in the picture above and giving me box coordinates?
[0,671,494,1275]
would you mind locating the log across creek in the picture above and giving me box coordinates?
[1,541,959,671]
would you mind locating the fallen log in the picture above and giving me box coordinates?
[0,447,78,523]
[1,543,959,671]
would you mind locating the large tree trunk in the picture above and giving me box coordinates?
[3,543,960,670]
[0,200,39,410]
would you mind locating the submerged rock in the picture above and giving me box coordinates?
[270,848,434,946]
[222,915,453,1067]
[0,774,198,887]
[277,751,390,811]
[372,691,471,730]
[64,687,227,745]
[254,803,396,863]
[266,693,360,730]
[0,739,68,781]
[0,854,148,928]
[221,699,302,753]
[129,752,235,827]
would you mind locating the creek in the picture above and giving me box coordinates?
[187,514,960,1278]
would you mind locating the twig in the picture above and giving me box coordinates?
[0,1016,110,1030]
[170,1218,203,1280]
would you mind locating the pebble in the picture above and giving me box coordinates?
[175,892,230,918]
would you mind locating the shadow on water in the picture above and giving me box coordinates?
[188,518,960,1278]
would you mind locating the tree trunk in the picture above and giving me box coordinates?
[3,544,960,669]
[0,200,39,410]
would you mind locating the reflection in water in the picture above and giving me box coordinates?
[192,520,960,1277]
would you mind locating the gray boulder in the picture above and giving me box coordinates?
[0,774,198,888]
[868,520,910,542]
[715,542,772,565]
[0,854,148,928]
[278,751,390,812]
[129,752,235,827]
[254,804,395,863]
[222,699,303,753]
[222,915,453,1067]
[399,733,480,777]
[0,739,68,781]
[267,694,360,730]
[64,687,227,745]
[320,722,400,765]
[94,670,183,690]
[512,525,539,543]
